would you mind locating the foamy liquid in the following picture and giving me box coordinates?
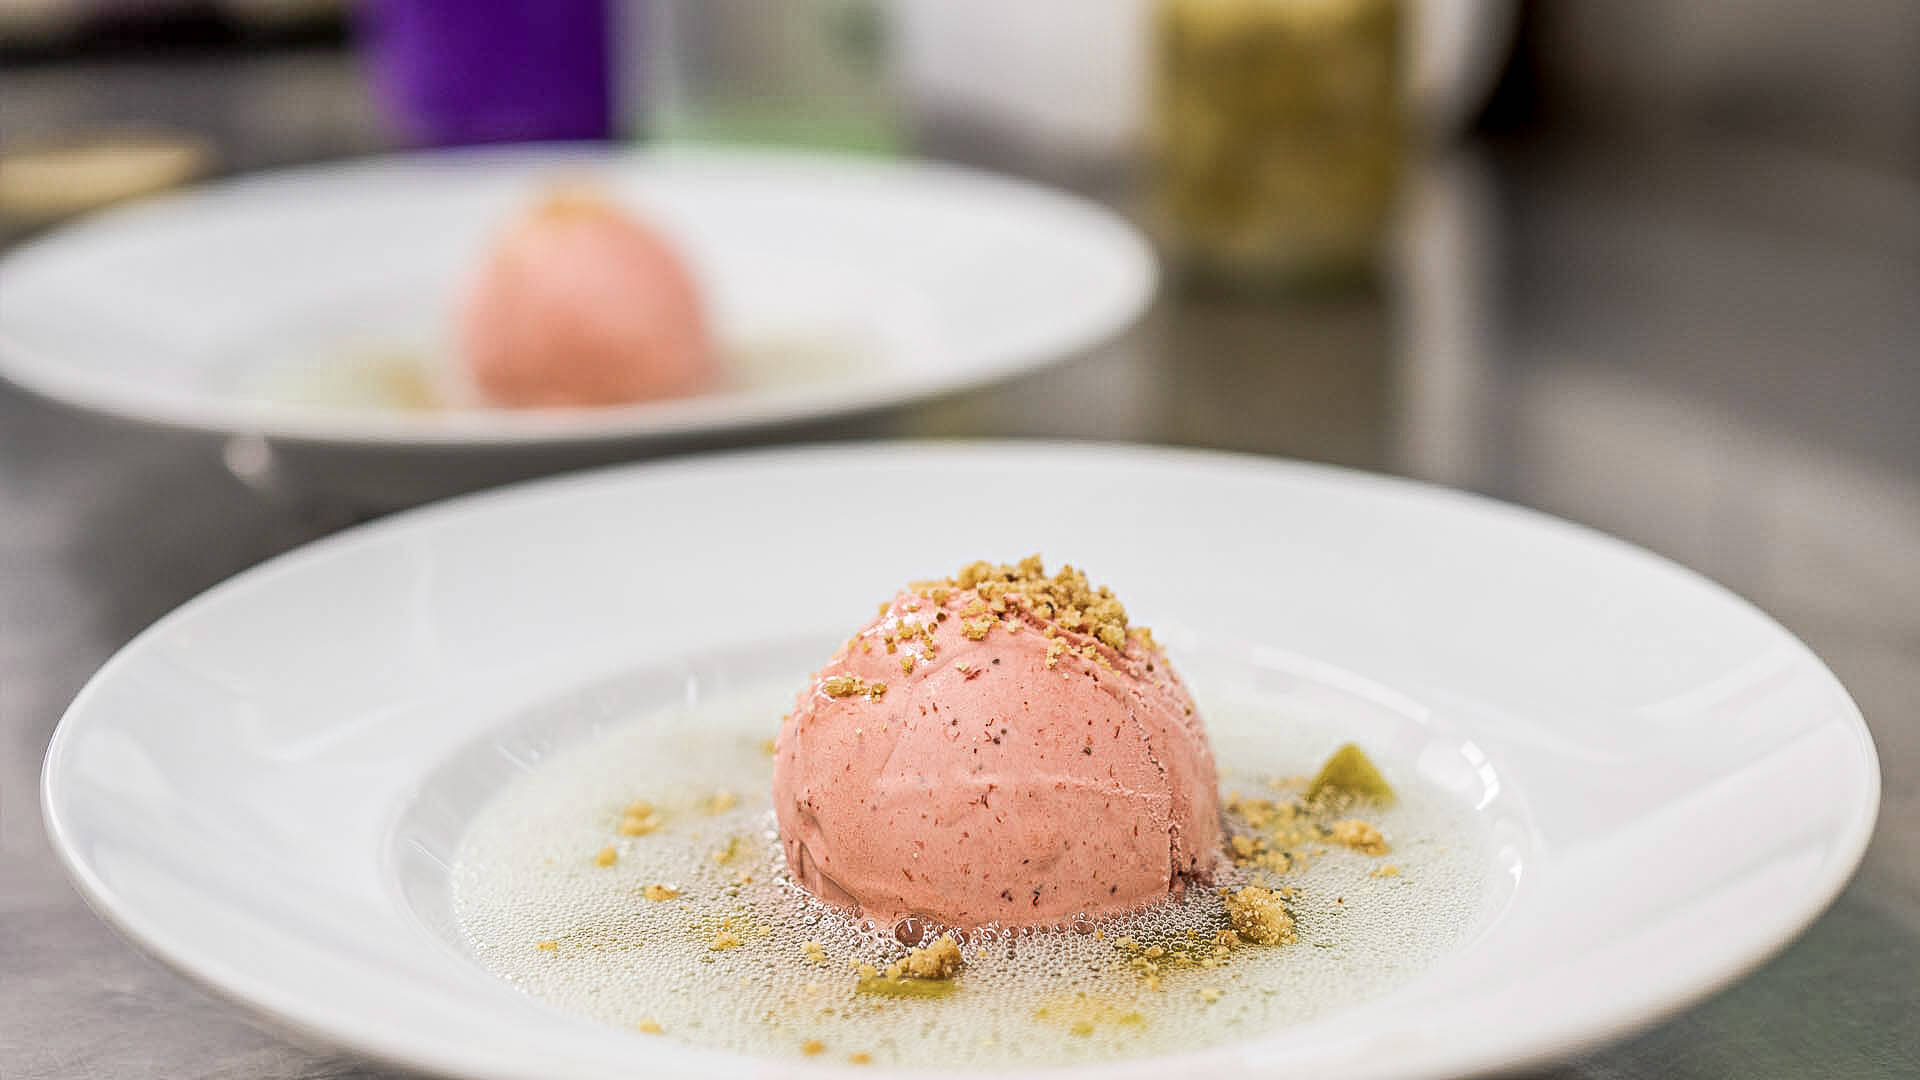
[449,686,1486,1068]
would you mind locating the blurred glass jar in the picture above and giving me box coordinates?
[1154,0,1406,288]
[635,0,900,153]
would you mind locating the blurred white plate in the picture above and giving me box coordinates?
[43,442,1878,1080]
[0,146,1153,451]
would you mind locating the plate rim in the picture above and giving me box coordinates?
[0,146,1157,447]
[40,440,1883,1079]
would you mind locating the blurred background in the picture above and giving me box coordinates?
[2,2,1917,1078]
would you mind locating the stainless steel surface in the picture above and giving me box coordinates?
[3,52,1917,1080]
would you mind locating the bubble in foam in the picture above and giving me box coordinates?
[450,689,1488,1068]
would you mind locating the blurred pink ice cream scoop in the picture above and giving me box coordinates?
[457,190,714,408]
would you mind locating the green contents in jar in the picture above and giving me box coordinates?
[1153,0,1406,285]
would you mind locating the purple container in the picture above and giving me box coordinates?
[360,0,614,146]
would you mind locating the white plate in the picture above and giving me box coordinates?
[43,443,1879,1080]
[0,147,1153,449]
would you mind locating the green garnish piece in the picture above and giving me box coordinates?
[1306,743,1395,805]
[855,975,958,999]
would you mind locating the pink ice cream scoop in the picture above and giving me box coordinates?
[456,191,714,408]
[772,559,1225,932]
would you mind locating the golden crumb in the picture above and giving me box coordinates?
[899,654,915,675]
[909,557,1148,654]
[624,799,654,817]
[1225,793,1301,831]
[535,939,558,952]
[711,835,743,865]
[1330,819,1390,855]
[1199,987,1224,1004]
[1370,864,1402,878]
[619,812,662,836]
[1226,830,1295,873]
[1045,637,1068,668]
[849,1052,872,1065]
[704,789,739,814]
[634,1019,663,1034]
[819,674,887,700]
[901,936,965,980]
[532,187,628,221]
[856,937,965,998]
[802,941,828,965]
[1224,885,1297,946]
[593,846,618,867]
[801,1039,826,1056]
[760,737,778,756]
[642,884,682,902]
[710,928,744,951]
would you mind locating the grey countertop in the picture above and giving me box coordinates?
[3,50,1917,1079]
